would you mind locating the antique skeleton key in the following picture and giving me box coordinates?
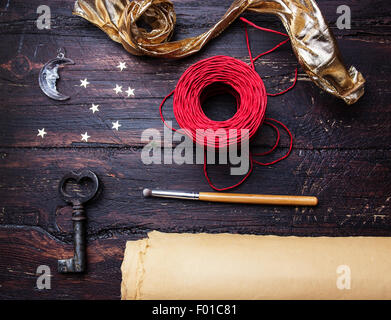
[57,170,99,273]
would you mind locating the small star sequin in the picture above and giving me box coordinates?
[90,104,99,113]
[113,84,123,94]
[80,78,90,88]
[37,128,47,138]
[81,132,90,142]
[112,121,121,131]
[116,62,127,71]
[125,87,135,97]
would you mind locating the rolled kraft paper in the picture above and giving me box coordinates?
[73,0,365,104]
[121,231,391,300]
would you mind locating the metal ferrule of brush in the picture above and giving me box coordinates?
[151,190,199,200]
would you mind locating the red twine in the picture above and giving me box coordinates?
[159,17,297,191]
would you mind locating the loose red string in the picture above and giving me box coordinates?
[159,17,297,191]
[241,17,298,96]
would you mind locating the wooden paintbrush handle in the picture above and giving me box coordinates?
[199,192,318,206]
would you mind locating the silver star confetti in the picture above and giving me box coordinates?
[112,121,121,131]
[116,62,127,71]
[80,78,90,88]
[37,128,47,138]
[113,84,122,94]
[125,87,135,97]
[90,104,99,113]
[81,132,90,142]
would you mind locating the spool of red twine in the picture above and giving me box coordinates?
[159,17,297,191]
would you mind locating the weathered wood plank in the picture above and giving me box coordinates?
[0,0,390,37]
[1,148,390,239]
[0,227,130,299]
[0,38,390,149]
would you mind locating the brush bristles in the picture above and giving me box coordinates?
[143,188,152,197]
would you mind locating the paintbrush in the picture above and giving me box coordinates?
[143,189,318,206]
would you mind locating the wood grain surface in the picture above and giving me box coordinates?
[0,0,390,299]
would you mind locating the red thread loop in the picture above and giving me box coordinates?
[159,17,297,191]
[241,16,298,96]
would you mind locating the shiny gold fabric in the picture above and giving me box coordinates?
[73,0,365,104]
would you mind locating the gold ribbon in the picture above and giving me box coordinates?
[73,0,365,104]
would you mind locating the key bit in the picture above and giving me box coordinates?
[57,170,99,273]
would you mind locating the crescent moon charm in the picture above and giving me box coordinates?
[39,50,74,101]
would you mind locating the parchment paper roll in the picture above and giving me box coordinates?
[121,231,391,300]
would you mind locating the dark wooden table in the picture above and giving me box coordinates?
[0,0,390,299]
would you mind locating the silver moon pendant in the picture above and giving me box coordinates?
[39,50,74,101]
